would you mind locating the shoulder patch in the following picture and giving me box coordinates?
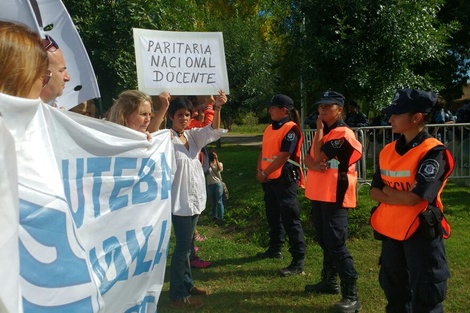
[419,159,439,180]
[331,138,345,149]
[286,131,295,141]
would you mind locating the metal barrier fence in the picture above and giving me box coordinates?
[302,123,470,186]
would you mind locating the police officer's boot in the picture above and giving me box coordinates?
[334,277,362,313]
[304,267,340,294]
[279,259,305,277]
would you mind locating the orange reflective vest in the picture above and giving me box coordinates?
[305,127,362,208]
[260,121,304,186]
[370,137,454,241]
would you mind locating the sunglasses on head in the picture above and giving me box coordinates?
[42,70,52,87]
[42,35,59,52]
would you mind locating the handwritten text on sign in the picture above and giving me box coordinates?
[133,29,229,96]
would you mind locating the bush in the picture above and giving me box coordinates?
[240,111,259,126]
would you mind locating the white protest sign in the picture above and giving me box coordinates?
[133,28,230,96]
[0,93,173,313]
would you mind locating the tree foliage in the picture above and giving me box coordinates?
[293,0,457,112]
[62,0,469,119]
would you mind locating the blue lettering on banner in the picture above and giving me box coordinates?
[127,226,153,276]
[124,296,156,313]
[62,158,85,228]
[23,297,93,313]
[111,157,138,211]
[62,154,172,227]
[19,199,93,311]
[131,158,157,205]
[87,157,112,218]
[90,220,169,295]
[152,220,168,270]
[159,153,172,200]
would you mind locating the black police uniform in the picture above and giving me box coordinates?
[371,131,451,312]
[262,116,306,264]
[309,119,359,281]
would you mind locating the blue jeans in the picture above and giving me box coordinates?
[207,182,224,220]
[169,214,199,300]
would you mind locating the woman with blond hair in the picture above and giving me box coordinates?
[107,90,170,139]
[0,20,50,98]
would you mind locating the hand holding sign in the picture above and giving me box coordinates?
[214,89,227,109]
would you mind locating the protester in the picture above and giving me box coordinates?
[431,97,455,143]
[39,34,71,105]
[345,100,369,127]
[188,95,215,129]
[0,20,51,313]
[186,95,217,270]
[303,91,362,313]
[69,100,96,117]
[454,99,470,140]
[369,112,393,145]
[256,94,306,277]
[370,89,454,312]
[206,150,225,225]
[304,112,318,129]
[190,232,212,269]
[108,90,170,139]
[0,20,49,98]
[168,90,227,310]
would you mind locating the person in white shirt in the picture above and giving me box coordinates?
[168,90,227,310]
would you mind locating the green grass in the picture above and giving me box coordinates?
[156,141,470,313]
[228,123,269,135]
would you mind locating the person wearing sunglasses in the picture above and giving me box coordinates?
[40,34,71,105]
[0,20,49,99]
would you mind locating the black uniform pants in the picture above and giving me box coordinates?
[311,200,358,280]
[263,179,305,261]
[379,232,449,313]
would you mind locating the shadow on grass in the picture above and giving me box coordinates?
[157,288,339,313]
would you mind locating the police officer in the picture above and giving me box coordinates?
[370,89,454,312]
[304,91,363,313]
[256,94,306,277]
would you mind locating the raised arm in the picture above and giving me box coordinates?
[211,90,227,130]
[148,91,170,133]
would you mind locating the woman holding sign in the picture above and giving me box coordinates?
[107,90,170,139]
[168,90,227,310]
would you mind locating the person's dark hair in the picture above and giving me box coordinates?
[408,110,434,125]
[435,97,446,110]
[187,96,198,107]
[168,96,193,118]
[208,151,215,162]
[348,100,359,108]
[290,108,301,127]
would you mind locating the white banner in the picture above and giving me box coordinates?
[0,0,101,110]
[0,118,22,313]
[0,93,173,313]
[133,28,230,96]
